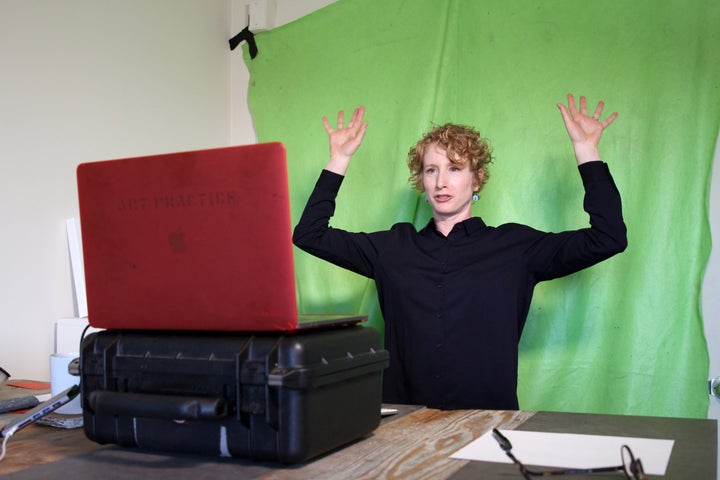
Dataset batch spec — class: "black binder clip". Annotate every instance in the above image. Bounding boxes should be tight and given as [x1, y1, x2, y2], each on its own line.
[229, 26, 258, 59]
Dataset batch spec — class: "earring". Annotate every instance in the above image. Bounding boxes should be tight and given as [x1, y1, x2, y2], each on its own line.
[424, 195, 429, 203]
[472, 193, 479, 202]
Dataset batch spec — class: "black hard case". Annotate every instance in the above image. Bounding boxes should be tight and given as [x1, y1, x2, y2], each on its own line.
[79, 325, 389, 463]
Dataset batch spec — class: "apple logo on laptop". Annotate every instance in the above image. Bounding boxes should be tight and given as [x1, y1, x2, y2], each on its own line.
[169, 228, 187, 253]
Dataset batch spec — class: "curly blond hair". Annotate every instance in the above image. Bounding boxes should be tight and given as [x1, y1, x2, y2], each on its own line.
[407, 123, 492, 193]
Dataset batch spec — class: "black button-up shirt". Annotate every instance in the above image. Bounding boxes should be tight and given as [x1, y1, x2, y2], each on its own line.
[293, 162, 627, 410]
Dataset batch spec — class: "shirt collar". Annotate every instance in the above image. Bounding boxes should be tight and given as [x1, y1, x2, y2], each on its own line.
[422, 216, 487, 237]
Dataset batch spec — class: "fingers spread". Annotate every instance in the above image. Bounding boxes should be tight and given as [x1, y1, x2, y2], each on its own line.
[592, 101, 604, 120]
[348, 106, 365, 130]
[566, 93, 578, 116]
[579, 95, 588, 116]
[602, 111, 619, 128]
[322, 116, 333, 134]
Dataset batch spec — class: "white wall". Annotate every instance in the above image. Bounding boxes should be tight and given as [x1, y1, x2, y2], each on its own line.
[0, 0, 338, 382]
[0, 0, 234, 381]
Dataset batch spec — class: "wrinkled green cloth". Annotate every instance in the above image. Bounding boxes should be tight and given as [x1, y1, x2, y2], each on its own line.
[244, 0, 719, 418]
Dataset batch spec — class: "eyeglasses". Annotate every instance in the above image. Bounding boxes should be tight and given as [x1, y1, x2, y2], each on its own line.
[491, 428, 647, 480]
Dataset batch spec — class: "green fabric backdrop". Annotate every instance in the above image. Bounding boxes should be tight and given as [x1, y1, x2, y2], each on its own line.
[243, 0, 720, 418]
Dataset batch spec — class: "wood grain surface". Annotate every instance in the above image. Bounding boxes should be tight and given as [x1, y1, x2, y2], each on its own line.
[258, 408, 535, 480]
[0, 406, 533, 478]
[0, 423, 103, 475]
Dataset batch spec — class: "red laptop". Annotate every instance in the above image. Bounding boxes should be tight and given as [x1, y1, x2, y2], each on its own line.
[76, 142, 365, 332]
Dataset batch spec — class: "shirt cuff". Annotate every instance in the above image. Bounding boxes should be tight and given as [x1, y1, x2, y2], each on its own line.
[317, 168, 345, 192]
[578, 161, 612, 188]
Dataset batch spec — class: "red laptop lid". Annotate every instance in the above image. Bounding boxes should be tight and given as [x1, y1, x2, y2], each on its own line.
[77, 142, 307, 331]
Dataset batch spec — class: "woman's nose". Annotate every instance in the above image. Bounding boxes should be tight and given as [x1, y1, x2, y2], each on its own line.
[435, 170, 447, 188]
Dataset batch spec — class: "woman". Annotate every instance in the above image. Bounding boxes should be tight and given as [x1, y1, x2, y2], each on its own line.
[293, 94, 627, 410]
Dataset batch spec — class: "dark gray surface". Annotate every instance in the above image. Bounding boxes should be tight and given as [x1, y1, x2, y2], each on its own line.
[450, 410, 717, 480]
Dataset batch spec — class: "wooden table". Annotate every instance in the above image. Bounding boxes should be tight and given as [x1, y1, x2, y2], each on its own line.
[0, 405, 715, 479]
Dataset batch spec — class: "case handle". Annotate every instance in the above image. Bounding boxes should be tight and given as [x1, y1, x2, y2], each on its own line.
[87, 391, 227, 420]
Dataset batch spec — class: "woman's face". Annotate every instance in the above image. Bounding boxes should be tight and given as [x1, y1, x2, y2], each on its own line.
[421, 143, 480, 223]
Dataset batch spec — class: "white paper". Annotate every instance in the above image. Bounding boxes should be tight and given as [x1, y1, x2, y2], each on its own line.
[451, 429, 674, 476]
[66, 217, 88, 318]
